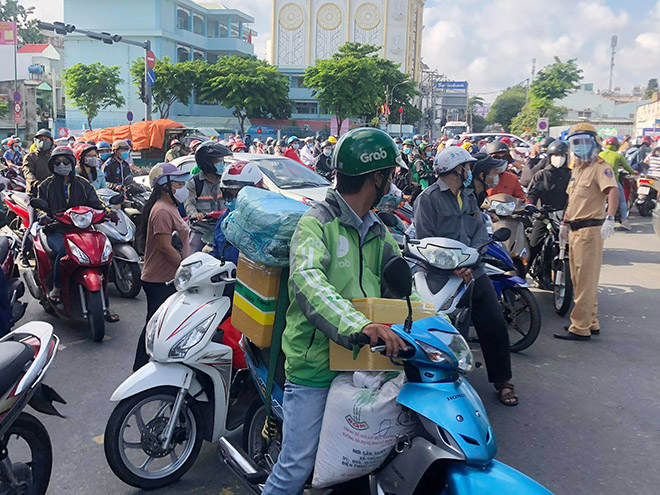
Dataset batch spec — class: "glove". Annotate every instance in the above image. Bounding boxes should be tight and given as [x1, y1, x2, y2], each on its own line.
[601, 217, 615, 240]
[107, 211, 119, 224]
[523, 204, 538, 214]
[559, 224, 569, 245]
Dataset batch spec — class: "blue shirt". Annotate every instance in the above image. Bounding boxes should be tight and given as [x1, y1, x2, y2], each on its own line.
[211, 209, 238, 264]
[3, 150, 22, 167]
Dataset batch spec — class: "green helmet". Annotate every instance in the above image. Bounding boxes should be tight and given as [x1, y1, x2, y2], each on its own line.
[332, 128, 398, 176]
[419, 141, 431, 151]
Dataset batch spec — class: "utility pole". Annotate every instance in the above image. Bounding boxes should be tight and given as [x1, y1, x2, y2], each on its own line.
[609, 35, 618, 93]
[144, 40, 152, 121]
[13, 11, 18, 135]
[526, 58, 536, 105]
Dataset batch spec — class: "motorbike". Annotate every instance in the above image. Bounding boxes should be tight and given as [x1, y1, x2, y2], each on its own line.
[95, 188, 142, 298]
[618, 170, 637, 218]
[0, 321, 66, 495]
[22, 198, 120, 342]
[122, 177, 150, 256]
[219, 257, 552, 495]
[104, 252, 257, 490]
[191, 210, 225, 252]
[481, 194, 534, 278]
[635, 174, 659, 217]
[0, 218, 27, 337]
[2, 189, 30, 243]
[0, 166, 26, 193]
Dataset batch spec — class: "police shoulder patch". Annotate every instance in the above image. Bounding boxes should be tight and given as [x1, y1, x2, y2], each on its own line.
[604, 168, 614, 178]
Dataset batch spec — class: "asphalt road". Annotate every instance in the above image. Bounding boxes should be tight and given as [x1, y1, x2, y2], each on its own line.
[27, 213, 660, 495]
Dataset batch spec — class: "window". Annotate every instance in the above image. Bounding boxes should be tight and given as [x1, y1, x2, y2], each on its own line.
[177, 10, 190, 31]
[231, 23, 239, 38]
[291, 76, 306, 88]
[293, 102, 317, 115]
[193, 51, 204, 61]
[578, 111, 592, 118]
[218, 21, 228, 38]
[177, 46, 190, 63]
[193, 15, 204, 35]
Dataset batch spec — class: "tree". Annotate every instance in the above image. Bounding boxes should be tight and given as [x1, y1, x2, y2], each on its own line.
[644, 78, 659, 99]
[0, 1, 45, 44]
[510, 103, 566, 136]
[529, 57, 582, 114]
[129, 57, 205, 119]
[0, 98, 8, 118]
[63, 63, 125, 130]
[203, 55, 290, 135]
[486, 86, 526, 131]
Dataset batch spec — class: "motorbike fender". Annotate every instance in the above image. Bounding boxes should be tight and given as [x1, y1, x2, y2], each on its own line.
[75, 269, 103, 292]
[109, 361, 206, 403]
[446, 460, 553, 495]
[397, 380, 496, 465]
[112, 243, 140, 262]
[490, 274, 527, 290]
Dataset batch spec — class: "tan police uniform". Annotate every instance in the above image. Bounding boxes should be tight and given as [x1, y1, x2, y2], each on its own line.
[563, 157, 617, 336]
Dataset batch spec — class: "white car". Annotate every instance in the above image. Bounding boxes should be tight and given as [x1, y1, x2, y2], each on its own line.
[171, 153, 330, 204]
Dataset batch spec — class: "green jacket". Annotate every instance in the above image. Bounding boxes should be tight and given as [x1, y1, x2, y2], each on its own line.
[282, 189, 401, 388]
[599, 148, 636, 182]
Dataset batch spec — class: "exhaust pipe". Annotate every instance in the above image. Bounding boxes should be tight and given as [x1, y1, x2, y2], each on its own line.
[22, 268, 42, 300]
[217, 437, 268, 485]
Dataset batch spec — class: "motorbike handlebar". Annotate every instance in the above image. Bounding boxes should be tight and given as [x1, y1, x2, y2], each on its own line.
[349, 332, 372, 346]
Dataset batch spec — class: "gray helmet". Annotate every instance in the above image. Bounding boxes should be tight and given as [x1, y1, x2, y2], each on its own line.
[35, 129, 53, 140]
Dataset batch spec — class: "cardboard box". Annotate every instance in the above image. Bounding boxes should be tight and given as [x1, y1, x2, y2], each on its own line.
[329, 298, 436, 371]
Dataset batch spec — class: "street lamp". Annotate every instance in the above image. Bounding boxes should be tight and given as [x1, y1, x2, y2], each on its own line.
[14, 6, 35, 135]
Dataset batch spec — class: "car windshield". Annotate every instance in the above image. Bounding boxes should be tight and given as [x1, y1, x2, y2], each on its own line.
[255, 158, 330, 189]
[444, 126, 467, 138]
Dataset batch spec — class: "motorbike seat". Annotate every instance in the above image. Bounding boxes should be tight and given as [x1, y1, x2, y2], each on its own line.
[0, 341, 34, 397]
[9, 192, 29, 211]
[0, 236, 9, 262]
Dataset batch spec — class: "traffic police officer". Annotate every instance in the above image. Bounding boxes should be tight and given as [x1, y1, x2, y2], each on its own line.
[554, 123, 619, 341]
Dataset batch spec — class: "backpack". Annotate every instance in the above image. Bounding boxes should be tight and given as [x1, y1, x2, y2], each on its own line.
[193, 174, 204, 198]
[625, 146, 640, 168]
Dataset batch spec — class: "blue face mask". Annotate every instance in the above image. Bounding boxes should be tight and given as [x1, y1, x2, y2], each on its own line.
[396, 144, 402, 150]
[225, 199, 236, 211]
[214, 162, 225, 174]
[99, 152, 112, 161]
[13, 146, 20, 152]
[462, 169, 473, 188]
[120, 151, 130, 161]
[415, 140, 421, 146]
[572, 143, 595, 161]
[403, 148, 412, 155]
[426, 151, 432, 157]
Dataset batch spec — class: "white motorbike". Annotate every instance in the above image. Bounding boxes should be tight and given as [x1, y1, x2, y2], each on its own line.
[103, 252, 257, 490]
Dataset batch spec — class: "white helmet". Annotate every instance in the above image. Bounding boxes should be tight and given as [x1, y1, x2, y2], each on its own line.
[220, 161, 264, 189]
[433, 147, 476, 174]
[445, 138, 459, 146]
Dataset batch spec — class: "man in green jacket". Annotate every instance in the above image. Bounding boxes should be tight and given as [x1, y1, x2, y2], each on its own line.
[599, 136, 637, 230]
[262, 128, 406, 495]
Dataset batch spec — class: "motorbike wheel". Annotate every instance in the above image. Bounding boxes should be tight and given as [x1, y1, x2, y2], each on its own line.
[242, 400, 281, 472]
[86, 290, 105, 342]
[638, 203, 653, 217]
[113, 260, 142, 299]
[501, 287, 541, 353]
[104, 386, 203, 490]
[0, 412, 53, 495]
[553, 259, 573, 316]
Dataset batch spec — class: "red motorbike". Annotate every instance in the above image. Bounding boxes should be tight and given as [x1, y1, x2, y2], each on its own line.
[23, 198, 119, 342]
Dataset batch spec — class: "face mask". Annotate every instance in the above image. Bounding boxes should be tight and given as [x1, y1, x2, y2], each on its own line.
[323, 148, 332, 157]
[292, 144, 300, 150]
[120, 151, 130, 161]
[371, 173, 390, 208]
[99, 152, 111, 161]
[214, 162, 225, 174]
[426, 151, 432, 157]
[461, 169, 473, 188]
[225, 199, 236, 211]
[487, 174, 499, 187]
[37, 140, 52, 151]
[54, 162, 72, 176]
[68, 140, 75, 147]
[403, 148, 412, 155]
[1, 145, 7, 151]
[13, 146, 20, 152]
[550, 155, 566, 168]
[172, 185, 189, 203]
[569, 137, 597, 162]
[307, 143, 313, 149]
[85, 156, 101, 168]
[415, 140, 421, 146]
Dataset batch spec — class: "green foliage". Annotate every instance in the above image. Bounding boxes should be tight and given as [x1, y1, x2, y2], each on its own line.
[203, 55, 290, 135]
[0, 98, 8, 118]
[63, 63, 125, 130]
[529, 57, 582, 113]
[644, 78, 658, 99]
[0, 0, 44, 44]
[487, 86, 526, 131]
[510, 103, 566, 137]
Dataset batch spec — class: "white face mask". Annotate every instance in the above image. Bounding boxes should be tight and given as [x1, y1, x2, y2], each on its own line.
[550, 155, 566, 168]
[487, 173, 499, 187]
[173, 185, 189, 203]
[54, 162, 73, 176]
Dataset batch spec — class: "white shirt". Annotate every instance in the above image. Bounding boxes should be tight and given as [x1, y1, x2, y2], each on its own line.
[300, 144, 315, 166]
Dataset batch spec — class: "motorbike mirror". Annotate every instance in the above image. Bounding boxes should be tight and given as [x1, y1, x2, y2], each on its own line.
[108, 194, 124, 206]
[30, 198, 49, 211]
[378, 211, 399, 228]
[0, 182, 5, 192]
[492, 227, 511, 242]
[383, 257, 412, 299]
[171, 231, 183, 252]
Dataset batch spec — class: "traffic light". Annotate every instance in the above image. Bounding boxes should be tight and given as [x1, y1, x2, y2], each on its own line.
[52, 22, 75, 35]
[398, 107, 403, 113]
[257, 128, 262, 134]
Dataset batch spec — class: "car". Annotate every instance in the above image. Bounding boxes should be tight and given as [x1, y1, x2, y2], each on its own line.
[171, 153, 330, 204]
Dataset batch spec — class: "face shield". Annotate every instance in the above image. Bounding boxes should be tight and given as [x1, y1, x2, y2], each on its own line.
[569, 135, 599, 162]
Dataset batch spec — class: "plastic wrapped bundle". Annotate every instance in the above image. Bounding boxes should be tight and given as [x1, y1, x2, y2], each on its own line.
[222, 187, 309, 266]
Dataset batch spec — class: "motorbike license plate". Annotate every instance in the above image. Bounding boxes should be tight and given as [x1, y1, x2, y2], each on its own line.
[638, 186, 651, 195]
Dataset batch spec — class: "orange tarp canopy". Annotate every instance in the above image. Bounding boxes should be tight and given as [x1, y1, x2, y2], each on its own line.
[83, 119, 184, 151]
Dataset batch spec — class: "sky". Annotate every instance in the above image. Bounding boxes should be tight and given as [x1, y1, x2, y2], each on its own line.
[26, 0, 660, 101]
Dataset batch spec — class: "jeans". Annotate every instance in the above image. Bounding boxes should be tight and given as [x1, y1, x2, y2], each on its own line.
[471, 274, 512, 384]
[132, 281, 176, 371]
[46, 232, 67, 289]
[617, 181, 628, 221]
[262, 381, 329, 495]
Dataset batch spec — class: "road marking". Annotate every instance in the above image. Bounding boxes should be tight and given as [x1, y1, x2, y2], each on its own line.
[58, 335, 111, 350]
[92, 435, 104, 444]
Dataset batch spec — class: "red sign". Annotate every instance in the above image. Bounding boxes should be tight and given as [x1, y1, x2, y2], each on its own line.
[58, 127, 69, 138]
[146, 50, 156, 69]
[13, 112, 20, 124]
[0, 22, 16, 46]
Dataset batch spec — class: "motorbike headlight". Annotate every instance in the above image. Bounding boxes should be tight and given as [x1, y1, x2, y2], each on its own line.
[416, 339, 456, 366]
[174, 260, 203, 291]
[66, 239, 91, 264]
[169, 314, 216, 359]
[70, 210, 93, 229]
[101, 237, 112, 262]
[418, 245, 469, 270]
[145, 305, 164, 356]
[446, 333, 474, 373]
[491, 201, 516, 217]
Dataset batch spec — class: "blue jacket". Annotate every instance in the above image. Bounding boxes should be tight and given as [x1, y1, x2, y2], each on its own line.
[211, 209, 238, 264]
[3, 150, 22, 167]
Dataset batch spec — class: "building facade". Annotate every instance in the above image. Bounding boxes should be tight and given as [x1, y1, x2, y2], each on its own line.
[63, 0, 256, 130]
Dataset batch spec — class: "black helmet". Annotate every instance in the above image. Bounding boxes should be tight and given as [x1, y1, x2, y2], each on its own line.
[538, 136, 556, 152]
[472, 153, 506, 182]
[48, 146, 75, 173]
[35, 128, 53, 141]
[485, 140, 510, 156]
[393, 137, 403, 144]
[195, 140, 232, 174]
[547, 140, 569, 156]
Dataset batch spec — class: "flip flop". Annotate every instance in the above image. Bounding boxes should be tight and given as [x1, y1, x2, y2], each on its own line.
[105, 311, 120, 323]
[494, 381, 519, 407]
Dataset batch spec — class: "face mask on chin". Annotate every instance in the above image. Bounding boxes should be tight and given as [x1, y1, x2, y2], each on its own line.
[550, 155, 566, 168]
[371, 172, 390, 208]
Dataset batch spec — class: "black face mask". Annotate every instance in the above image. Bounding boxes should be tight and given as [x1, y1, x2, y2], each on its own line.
[371, 172, 390, 208]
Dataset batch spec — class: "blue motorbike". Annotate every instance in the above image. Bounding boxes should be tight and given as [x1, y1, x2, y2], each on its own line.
[219, 258, 552, 495]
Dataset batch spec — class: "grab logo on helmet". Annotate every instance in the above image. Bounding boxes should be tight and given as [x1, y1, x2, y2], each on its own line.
[359, 148, 388, 163]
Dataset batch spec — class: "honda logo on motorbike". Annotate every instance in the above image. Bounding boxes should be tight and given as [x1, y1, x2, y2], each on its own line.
[360, 148, 387, 163]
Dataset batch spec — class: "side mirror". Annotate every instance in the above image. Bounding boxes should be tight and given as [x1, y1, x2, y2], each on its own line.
[109, 194, 124, 206]
[378, 211, 399, 228]
[171, 231, 183, 252]
[492, 227, 511, 242]
[383, 256, 412, 299]
[30, 198, 49, 211]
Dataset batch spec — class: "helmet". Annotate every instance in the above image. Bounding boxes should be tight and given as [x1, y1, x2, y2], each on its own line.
[275, 140, 285, 147]
[74, 143, 96, 162]
[321, 140, 333, 148]
[111, 139, 130, 151]
[419, 141, 432, 151]
[538, 136, 556, 152]
[35, 129, 53, 140]
[149, 162, 192, 188]
[125, 139, 133, 149]
[461, 141, 473, 152]
[47, 146, 75, 173]
[170, 139, 182, 147]
[304, 136, 314, 143]
[472, 153, 506, 180]
[1, 138, 9, 147]
[332, 128, 398, 176]
[96, 141, 111, 151]
[195, 140, 232, 174]
[287, 136, 300, 145]
[642, 135, 654, 146]
[220, 161, 264, 189]
[485, 140, 510, 155]
[433, 146, 476, 174]
[604, 136, 620, 149]
[413, 134, 423, 143]
[188, 139, 202, 151]
[393, 137, 403, 144]
[500, 136, 513, 147]
[567, 123, 600, 142]
[402, 138, 414, 146]
[445, 138, 459, 146]
[266, 137, 274, 144]
[547, 140, 569, 156]
[327, 136, 338, 145]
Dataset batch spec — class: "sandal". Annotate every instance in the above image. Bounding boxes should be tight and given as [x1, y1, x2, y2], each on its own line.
[48, 288, 62, 305]
[105, 311, 120, 323]
[494, 381, 519, 407]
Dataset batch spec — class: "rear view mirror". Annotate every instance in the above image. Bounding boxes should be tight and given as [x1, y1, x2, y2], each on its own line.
[378, 212, 399, 228]
[383, 257, 412, 299]
[171, 231, 183, 252]
[492, 227, 511, 242]
[109, 194, 124, 206]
